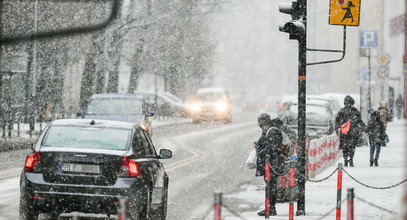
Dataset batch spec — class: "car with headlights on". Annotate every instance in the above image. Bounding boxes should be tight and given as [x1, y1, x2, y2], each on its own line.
[188, 88, 232, 123]
[77, 93, 155, 135]
[20, 119, 172, 220]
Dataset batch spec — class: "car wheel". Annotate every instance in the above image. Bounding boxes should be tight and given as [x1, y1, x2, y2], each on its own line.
[128, 190, 152, 220]
[223, 115, 232, 124]
[156, 188, 168, 220]
[19, 195, 39, 220]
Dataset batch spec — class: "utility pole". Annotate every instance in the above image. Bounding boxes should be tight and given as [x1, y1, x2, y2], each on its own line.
[296, 0, 307, 214]
[279, 0, 307, 215]
[404, 0, 407, 119]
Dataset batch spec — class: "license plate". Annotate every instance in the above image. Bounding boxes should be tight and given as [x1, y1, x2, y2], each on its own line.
[61, 163, 100, 174]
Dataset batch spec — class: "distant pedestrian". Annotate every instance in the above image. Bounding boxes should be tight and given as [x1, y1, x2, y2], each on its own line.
[367, 111, 386, 166]
[335, 95, 365, 167]
[378, 101, 391, 130]
[396, 94, 404, 120]
[253, 113, 285, 216]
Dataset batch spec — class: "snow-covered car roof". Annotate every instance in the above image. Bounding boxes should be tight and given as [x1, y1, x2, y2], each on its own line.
[281, 96, 332, 108]
[134, 90, 183, 104]
[91, 93, 144, 99]
[196, 87, 227, 94]
[49, 119, 137, 130]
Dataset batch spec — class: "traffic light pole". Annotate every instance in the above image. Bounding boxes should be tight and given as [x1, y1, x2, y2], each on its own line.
[296, 0, 307, 215]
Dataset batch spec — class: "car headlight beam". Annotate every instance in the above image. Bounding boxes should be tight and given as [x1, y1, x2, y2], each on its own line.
[216, 102, 227, 112]
[191, 103, 202, 112]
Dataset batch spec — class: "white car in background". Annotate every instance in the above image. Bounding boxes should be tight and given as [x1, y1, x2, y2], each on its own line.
[188, 88, 233, 124]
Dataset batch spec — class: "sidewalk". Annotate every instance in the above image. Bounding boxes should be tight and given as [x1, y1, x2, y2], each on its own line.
[213, 119, 406, 220]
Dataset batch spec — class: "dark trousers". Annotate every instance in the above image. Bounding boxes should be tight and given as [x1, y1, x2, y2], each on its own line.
[264, 175, 278, 210]
[340, 136, 357, 162]
[342, 147, 355, 162]
[370, 142, 381, 161]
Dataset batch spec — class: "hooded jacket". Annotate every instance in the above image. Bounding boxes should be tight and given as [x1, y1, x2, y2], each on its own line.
[335, 96, 364, 136]
[367, 111, 386, 145]
[255, 118, 285, 176]
[335, 96, 365, 148]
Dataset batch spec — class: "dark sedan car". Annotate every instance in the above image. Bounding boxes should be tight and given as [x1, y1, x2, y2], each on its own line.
[20, 119, 172, 220]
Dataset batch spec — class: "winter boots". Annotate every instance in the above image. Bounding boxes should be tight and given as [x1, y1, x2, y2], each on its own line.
[370, 159, 379, 166]
[344, 159, 354, 167]
[257, 209, 277, 216]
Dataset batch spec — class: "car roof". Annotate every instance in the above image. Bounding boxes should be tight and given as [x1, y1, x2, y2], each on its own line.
[91, 93, 144, 99]
[196, 87, 227, 94]
[49, 119, 137, 130]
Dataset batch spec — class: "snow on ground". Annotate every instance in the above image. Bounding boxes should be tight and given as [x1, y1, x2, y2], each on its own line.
[212, 119, 406, 220]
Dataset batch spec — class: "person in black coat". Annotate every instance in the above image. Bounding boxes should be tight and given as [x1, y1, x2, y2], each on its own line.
[254, 113, 284, 216]
[367, 111, 386, 166]
[335, 95, 365, 167]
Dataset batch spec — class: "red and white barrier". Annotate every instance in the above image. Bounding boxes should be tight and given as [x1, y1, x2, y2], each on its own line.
[307, 134, 342, 179]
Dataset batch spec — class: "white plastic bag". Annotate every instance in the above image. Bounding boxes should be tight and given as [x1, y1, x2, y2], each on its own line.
[245, 149, 257, 169]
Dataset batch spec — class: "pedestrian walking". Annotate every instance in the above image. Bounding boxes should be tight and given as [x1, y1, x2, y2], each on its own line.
[367, 111, 386, 167]
[335, 95, 365, 167]
[254, 113, 285, 216]
[396, 94, 404, 120]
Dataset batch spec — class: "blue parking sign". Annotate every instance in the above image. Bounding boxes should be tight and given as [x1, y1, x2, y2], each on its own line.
[360, 30, 378, 48]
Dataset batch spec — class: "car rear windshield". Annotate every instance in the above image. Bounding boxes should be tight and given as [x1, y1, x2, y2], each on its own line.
[86, 98, 143, 115]
[42, 126, 131, 151]
[197, 92, 226, 101]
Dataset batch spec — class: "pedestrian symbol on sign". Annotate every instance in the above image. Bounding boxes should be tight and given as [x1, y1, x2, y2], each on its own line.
[341, 1, 356, 22]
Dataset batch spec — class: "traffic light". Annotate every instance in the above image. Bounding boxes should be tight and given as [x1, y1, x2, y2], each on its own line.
[279, 0, 306, 41]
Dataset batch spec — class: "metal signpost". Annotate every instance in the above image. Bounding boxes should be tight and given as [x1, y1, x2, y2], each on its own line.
[360, 30, 378, 112]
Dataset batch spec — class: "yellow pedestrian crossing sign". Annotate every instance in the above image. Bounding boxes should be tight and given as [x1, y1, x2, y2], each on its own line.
[329, 0, 361, 26]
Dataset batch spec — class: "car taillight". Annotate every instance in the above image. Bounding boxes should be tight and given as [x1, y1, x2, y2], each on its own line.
[120, 156, 141, 177]
[24, 151, 41, 172]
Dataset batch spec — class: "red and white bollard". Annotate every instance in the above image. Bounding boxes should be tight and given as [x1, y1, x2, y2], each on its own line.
[118, 198, 127, 220]
[289, 164, 295, 220]
[213, 192, 223, 220]
[264, 157, 271, 219]
[336, 163, 343, 220]
[347, 188, 354, 220]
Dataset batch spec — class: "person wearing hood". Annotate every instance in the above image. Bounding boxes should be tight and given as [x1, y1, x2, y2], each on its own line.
[335, 95, 365, 167]
[253, 113, 285, 216]
[367, 111, 386, 166]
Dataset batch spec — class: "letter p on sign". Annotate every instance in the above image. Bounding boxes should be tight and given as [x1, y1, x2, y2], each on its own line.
[360, 30, 378, 48]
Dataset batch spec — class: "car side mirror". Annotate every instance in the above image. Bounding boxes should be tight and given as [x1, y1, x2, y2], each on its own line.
[159, 149, 172, 159]
[76, 110, 85, 118]
[146, 112, 156, 117]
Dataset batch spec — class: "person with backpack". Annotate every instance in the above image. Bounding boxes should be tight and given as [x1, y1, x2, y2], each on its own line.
[254, 113, 286, 216]
[367, 111, 386, 166]
[335, 95, 365, 167]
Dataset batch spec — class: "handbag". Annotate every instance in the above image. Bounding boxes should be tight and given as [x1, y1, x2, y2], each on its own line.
[245, 149, 257, 169]
[340, 120, 351, 135]
[340, 110, 355, 135]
